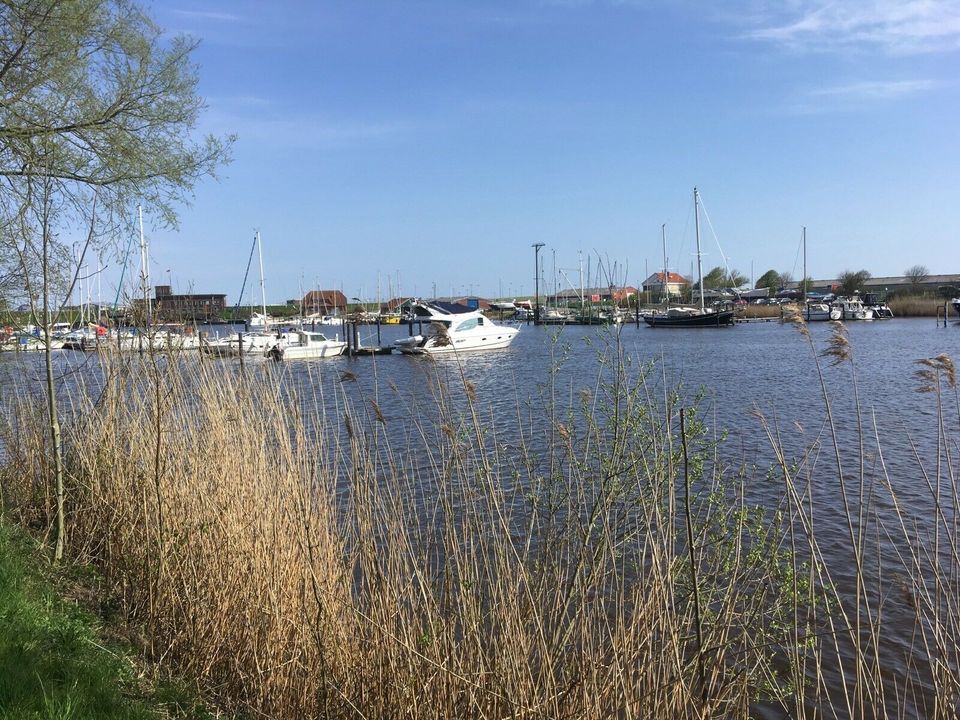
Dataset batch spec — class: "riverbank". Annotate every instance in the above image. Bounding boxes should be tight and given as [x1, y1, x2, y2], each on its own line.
[0, 519, 207, 719]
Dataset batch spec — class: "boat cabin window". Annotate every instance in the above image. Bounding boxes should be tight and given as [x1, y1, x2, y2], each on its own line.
[456, 318, 479, 332]
[308, 334, 327, 342]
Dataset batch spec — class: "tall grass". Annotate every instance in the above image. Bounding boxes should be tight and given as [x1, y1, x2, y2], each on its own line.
[888, 296, 951, 317]
[1, 330, 958, 718]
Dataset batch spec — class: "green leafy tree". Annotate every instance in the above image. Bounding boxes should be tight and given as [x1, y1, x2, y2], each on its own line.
[697, 266, 748, 290]
[755, 269, 780, 291]
[837, 269, 872, 296]
[0, 0, 233, 561]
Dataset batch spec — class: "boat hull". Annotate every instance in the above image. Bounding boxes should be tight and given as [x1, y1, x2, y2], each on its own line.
[395, 333, 518, 354]
[276, 343, 346, 360]
[644, 310, 735, 328]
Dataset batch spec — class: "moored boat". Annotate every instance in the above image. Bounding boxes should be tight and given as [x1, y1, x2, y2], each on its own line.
[644, 188, 735, 329]
[393, 301, 519, 355]
[804, 302, 842, 322]
[266, 330, 346, 360]
[832, 295, 873, 321]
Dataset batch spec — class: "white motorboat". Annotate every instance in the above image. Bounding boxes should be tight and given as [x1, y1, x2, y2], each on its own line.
[804, 302, 842, 322]
[265, 330, 346, 360]
[393, 301, 519, 355]
[202, 331, 288, 357]
[832, 295, 873, 321]
[862, 293, 894, 319]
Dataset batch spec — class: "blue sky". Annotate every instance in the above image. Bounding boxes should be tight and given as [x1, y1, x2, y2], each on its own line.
[130, 0, 958, 304]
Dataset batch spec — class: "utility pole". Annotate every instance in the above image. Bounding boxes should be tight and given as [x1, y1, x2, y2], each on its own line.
[532, 243, 545, 325]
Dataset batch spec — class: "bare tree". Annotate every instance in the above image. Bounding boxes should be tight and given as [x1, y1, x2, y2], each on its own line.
[904, 264, 930, 292]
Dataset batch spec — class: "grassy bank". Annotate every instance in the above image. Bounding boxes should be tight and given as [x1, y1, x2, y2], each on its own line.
[0, 520, 205, 719]
[2, 329, 959, 718]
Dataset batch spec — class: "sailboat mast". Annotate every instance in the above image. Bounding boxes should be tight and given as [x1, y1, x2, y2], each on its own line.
[802, 226, 807, 303]
[138, 205, 152, 326]
[694, 187, 704, 312]
[661, 223, 668, 304]
[256, 230, 267, 325]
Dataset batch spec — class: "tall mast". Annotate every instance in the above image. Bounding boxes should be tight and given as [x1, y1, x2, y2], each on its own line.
[578, 250, 584, 307]
[256, 230, 267, 325]
[802, 226, 807, 303]
[138, 205, 152, 326]
[661, 223, 668, 304]
[694, 187, 704, 312]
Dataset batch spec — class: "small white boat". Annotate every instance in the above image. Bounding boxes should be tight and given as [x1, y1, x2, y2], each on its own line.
[247, 311, 277, 330]
[0, 334, 65, 351]
[862, 293, 894, 319]
[832, 296, 873, 321]
[302, 314, 343, 326]
[804, 302, 842, 322]
[266, 330, 345, 360]
[202, 331, 288, 357]
[393, 301, 519, 355]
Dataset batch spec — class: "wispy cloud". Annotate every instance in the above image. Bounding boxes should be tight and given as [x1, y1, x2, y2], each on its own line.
[746, 1, 960, 54]
[171, 9, 243, 23]
[808, 78, 938, 99]
[786, 77, 939, 113]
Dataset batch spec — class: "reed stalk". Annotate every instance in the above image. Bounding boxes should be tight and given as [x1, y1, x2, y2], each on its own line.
[0, 333, 957, 718]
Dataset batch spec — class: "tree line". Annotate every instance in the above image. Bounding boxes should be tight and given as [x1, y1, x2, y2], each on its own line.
[690, 264, 934, 297]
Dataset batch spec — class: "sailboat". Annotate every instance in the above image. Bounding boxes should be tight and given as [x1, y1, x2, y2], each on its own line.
[644, 188, 735, 328]
[202, 230, 284, 357]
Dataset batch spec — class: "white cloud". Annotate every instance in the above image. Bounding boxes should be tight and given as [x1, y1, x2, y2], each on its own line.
[785, 77, 939, 113]
[808, 78, 938, 99]
[746, 0, 960, 54]
[170, 9, 243, 23]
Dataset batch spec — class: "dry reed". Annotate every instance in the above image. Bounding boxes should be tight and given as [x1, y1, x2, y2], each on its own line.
[0, 335, 958, 718]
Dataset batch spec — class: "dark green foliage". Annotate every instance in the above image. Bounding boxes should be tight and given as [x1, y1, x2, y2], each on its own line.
[755, 269, 781, 291]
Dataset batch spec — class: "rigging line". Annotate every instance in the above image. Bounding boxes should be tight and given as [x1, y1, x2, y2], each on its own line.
[114, 227, 137, 310]
[673, 198, 694, 281]
[696, 195, 729, 276]
[231, 234, 259, 321]
[791, 227, 804, 281]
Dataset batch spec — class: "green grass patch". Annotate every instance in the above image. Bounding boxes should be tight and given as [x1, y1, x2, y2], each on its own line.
[0, 521, 207, 720]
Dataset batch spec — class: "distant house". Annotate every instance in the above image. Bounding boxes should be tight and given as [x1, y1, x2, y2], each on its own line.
[301, 290, 348, 315]
[547, 286, 638, 306]
[435, 296, 493, 311]
[153, 285, 226, 321]
[642, 272, 689, 299]
[381, 297, 415, 314]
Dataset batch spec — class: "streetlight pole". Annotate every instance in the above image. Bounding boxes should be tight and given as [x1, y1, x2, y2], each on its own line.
[532, 243, 545, 325]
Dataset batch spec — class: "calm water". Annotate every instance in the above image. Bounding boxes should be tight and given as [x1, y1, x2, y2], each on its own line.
[3, 316, 959, 715]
